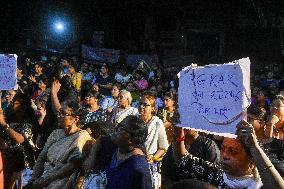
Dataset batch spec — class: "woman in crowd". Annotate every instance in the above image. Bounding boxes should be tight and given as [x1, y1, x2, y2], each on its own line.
[69, 62, 83, 95]
[111, 90, 139, 125]
[1, 90, 16, 114]
[96, 64, 113, 96]
[265, 94, 284, 140]
[158, 91, 176, 144]
[32, 77, 50, 107]
[75, 121, 114, 189]
[133, 70, 148, 91]
[139, 94, 169, 189]
[81, 91, 107, 126]
[83, 115, 152, 189]
[115, 64, 132, 87]
[0, 92, 37, 189]
[100, 84, 120, 113]
[248, 104, 284, 177]
[29, 102, 91, 189]
[173, 120, 284, 189]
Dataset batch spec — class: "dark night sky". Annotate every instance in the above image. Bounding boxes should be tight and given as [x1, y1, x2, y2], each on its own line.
[0, 0, 284, 52]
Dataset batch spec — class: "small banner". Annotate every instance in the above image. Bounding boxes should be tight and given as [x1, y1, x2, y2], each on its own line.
[0, 54, 17, 90]
[82, 45, 120, 64]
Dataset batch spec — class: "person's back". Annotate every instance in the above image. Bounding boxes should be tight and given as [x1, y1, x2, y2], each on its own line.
[162, 134, 220, 187]
[106, 154, 152, 189]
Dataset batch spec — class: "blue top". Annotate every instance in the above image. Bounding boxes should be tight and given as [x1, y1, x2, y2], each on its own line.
[100, 96, 118, 110]
[106, 153, 152, 189]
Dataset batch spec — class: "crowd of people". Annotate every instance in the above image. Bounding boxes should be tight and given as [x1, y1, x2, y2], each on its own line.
[0, 53, 283, 189]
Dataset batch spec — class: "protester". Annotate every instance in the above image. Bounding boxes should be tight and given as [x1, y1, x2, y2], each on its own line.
[172, 117, 284, 188]
[80, 91, 108, 126]
[0, 92, 36, 189]
[157, 91, 176, 143]
[111, 90, 139, 125]
[29, 102, 91, 188]
[139, 94, 169, 189]
[69, 62, 83, 94]
[81, 116, 152, 189]
[248, 104, 284, 177]
[100, 84, 120, 113]
[161, 129, 220, 188]
[114, 64, 132, 86]
[96, 64, 113, 96]
[1, 90, 16, 114]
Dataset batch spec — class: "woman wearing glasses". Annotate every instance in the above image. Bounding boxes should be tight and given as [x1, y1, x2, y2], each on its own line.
[139, 94, 169, 189]
[29, 102, 91, 189]
[80, 91, 107, 126]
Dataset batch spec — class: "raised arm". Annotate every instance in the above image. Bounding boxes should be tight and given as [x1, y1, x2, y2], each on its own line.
[237, 120, 284, 189]
[0, 111, 24, 144]
[51, 81, 62, 115]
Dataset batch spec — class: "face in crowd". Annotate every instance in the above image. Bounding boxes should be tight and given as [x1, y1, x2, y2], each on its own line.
[86, 93, 99, 106]
[221, 138, 255, 177]
[100, 65, 108, 75]
[139, 96, 155, 116]
[5, 90, 16, 103]
[164, 96, 175, 109]
[69, 65, 76, 75]
[118, 93, 129, 108]
[34, 64, 43, 74]
[111, 85, 120, 98]
[270, 98, 284, 118]
[60, 106, 79, 136]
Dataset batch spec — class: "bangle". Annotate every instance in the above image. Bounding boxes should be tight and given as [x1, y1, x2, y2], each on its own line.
[176, 136, 185, 142]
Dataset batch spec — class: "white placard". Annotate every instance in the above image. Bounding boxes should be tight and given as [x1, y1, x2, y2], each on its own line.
[177, 58, 251, 138]
[0, 54, 17, 90]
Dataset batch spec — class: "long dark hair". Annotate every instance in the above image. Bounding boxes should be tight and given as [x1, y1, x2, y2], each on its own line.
[117, 115, 148, 153]
[5, 92, 36, 124]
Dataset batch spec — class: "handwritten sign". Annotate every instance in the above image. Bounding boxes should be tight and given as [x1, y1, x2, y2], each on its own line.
[0, 54, 17, 90]
[82, 45, 120, 64]
[177, 58, 251, 137]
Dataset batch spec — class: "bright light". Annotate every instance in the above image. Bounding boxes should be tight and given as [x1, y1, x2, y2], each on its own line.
[54, 22, 65, 33]
[181, 35, 184, 38]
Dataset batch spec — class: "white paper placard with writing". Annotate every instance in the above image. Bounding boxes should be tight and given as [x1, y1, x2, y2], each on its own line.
[0, 54, 17, 90]
[177, 58, 251, 137]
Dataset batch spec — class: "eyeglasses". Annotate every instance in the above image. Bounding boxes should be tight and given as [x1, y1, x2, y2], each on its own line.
[139, 102, 151, 108]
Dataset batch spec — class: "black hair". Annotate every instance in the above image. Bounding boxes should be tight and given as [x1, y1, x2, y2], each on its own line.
[247, 105, 266, 121]
[82, 121, 114, 139]
[50, 66, 65, 81]
[117, 115, 147, 150]
[64, 101, 81, 117]
[86, 91, 101, 100]
[6, 92, 37, 125]
[164, 91, 176, 102]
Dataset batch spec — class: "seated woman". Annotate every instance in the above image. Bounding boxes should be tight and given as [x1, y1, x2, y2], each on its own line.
[0, 92, 37, 189]
[174, 120, 284, 189]
[157, 91, 176, 144]
[80, 91, 107, 126]
[29, 102, 91, 189]
[139, 94, 169, 189]
[111, 90, 139, 126]
[75, 121, 114, 189]
[82, 115, 152, 189]
[265, 94, 284, 140]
